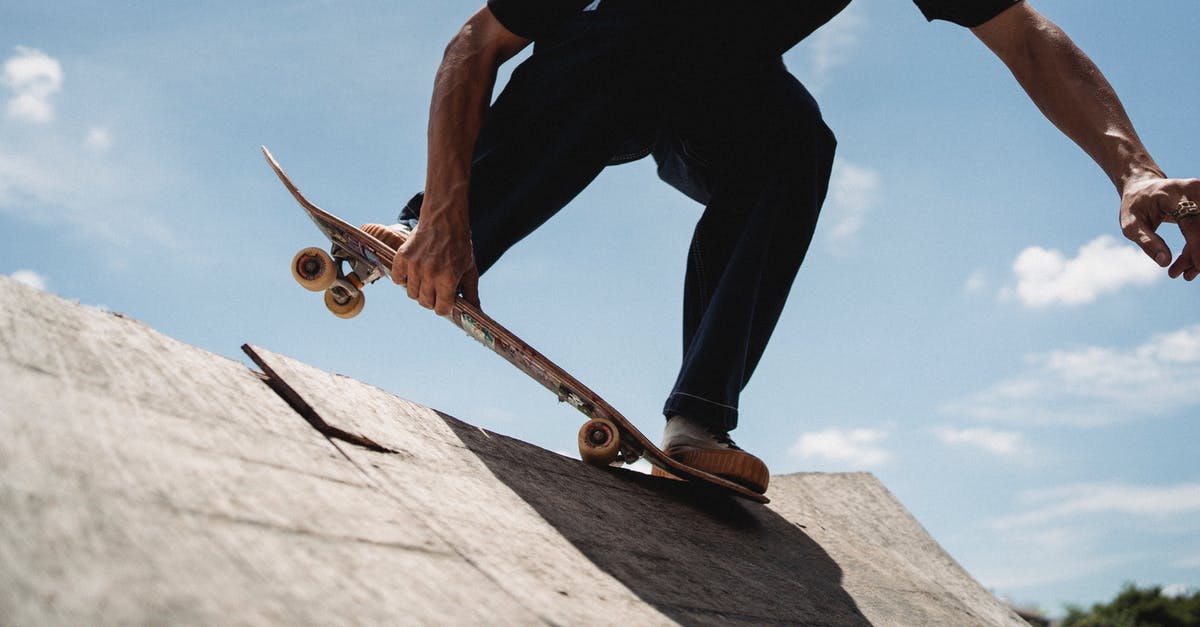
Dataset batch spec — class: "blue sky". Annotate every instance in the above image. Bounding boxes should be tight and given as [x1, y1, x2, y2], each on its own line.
[2, 0, 1197, 616]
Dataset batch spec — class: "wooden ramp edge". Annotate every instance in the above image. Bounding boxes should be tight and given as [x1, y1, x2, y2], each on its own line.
[0, 273, 1026, 626]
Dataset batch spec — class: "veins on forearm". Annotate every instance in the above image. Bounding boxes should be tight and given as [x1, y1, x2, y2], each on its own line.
[424, 25, 496, 211]
[1014, 18, 1162, 191]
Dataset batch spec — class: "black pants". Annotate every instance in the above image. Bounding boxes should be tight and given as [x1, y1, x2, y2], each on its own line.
[402, 7, 836, 430]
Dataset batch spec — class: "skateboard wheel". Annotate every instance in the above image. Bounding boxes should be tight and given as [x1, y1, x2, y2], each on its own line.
[578, 418, 621, 466]
[324, 282, 365, 319]
[292, 247, 336, 292]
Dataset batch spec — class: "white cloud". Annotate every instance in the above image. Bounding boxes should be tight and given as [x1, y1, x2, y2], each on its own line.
[0, 147, 157, 247]
[1175, 554, 1200, 569]
[0, 121, 179, 251]
[1005, 235, 1161, 308]
[825, 158, 881, 247]
[943, 325, 1200, 425]
[85, 127, 112, 152]
[0, 45, 184, 256]
[805, 5, 867, 92]
[976, 540, 1138, 591]
[994, 482, 1200, 530]
[2, 46, 63, 124]
[790, 427, 891, 468]
[964, 270, 988, 294]
[935, 427, 1025, 457]
[974, 482, 1200, 592]
[1164, 583, 1197, 598]
[0, 150, 61, 205]
[10, 269, 47, 291]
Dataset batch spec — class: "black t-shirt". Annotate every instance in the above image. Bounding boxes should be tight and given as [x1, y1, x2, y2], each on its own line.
[487, 0, 1021, 43]
[913, 0, 1021, 27]
[487, 0, 594, 40]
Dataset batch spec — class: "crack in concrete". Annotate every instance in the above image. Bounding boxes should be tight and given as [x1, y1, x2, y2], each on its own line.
[242, 345, 393, 454]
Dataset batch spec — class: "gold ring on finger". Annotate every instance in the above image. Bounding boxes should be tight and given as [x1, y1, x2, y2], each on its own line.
[1175, 199, 1200, 221]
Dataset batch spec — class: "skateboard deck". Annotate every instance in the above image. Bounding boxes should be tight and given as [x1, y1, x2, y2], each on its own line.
[264, 146, 768, 503]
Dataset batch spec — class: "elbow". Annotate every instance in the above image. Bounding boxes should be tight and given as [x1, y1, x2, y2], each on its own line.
[1010, 13, 1077, 78]
[443, 17, 515, 73]
[976, 4, 1066, 78]
[442, 8, 529, 69]
[443, 23, 485, 63]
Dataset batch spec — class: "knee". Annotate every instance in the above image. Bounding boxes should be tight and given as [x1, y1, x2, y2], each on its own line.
[748, 117, 837, 181]
[768, 75, 835, 141]
[790, 92, 838, 162]
[810, 117, 837, 166]
[814, 118, 837, 172]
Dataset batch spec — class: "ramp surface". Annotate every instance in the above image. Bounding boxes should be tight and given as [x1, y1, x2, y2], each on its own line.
[0, 274, 1025, 626]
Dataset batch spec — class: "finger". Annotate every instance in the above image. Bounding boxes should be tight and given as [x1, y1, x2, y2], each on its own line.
[1179, 216, 1200, 271]
[1185, 267, 1199, 281]
[391, 257, 409, 285]
[1169, 258, 1189, 279]
[460, 266, 481, 309]
[1123, 220, 1172, 267]
[1171, 240, 1200, 277]
[406, 273, 422, 302]
[1151, 192, 1178, 225]
[433, 280, 457, 317]
[418, 279, 438, 310]
[1169, 240, 1193, 278]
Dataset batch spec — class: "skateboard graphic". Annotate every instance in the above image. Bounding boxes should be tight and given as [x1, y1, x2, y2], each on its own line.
[264, 146, 768, 503]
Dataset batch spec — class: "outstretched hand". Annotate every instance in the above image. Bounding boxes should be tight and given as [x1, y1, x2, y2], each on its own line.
[391, 218, 481, 316]
[1119, 176, 1200, 281]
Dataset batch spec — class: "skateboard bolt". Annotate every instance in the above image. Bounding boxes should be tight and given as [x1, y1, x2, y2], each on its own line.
[300, 258, 321, 276]
[588, 425, 611, 445]
[329, 285, 352, 305]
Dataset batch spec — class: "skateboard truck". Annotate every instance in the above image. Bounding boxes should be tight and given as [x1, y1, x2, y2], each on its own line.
[291, 243, 382, 319]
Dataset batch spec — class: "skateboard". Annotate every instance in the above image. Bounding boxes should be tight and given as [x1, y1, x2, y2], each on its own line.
[264, 146, 769, 503]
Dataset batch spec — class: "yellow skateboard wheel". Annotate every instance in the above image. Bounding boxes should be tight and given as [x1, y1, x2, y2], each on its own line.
[324, 284, 365, 319]
[578, 418, 621, 466]
[292, 247, 336, 292]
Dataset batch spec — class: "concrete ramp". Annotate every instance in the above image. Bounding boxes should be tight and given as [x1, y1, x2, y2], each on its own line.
[0, 274, 1025, 626]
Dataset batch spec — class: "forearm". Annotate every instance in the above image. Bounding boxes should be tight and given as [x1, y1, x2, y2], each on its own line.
[423, 8, 529, 228]
[974, 6, 1164, 193]
[424, 31, 494, 227]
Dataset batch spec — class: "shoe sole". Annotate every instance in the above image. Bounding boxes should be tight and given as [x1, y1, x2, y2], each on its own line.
[650, 445, 769, 494]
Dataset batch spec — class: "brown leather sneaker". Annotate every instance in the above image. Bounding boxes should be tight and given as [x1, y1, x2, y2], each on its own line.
[651, 415, 770, 494]
[360, 223, 410, 250]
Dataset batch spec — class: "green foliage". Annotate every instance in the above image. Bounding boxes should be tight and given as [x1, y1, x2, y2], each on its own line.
[1062, 584, 1200, 627]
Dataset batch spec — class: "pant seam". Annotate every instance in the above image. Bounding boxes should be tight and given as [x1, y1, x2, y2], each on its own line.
[670, 391, 738, 411]
[691, 235, 709, 321]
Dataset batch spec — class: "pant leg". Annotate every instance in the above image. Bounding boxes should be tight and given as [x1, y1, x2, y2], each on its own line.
[657, 62, 837, 431]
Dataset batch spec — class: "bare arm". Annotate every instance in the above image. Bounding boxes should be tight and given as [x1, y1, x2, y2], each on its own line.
[393, 6, 531, 314]
[972, 2, 1200, 280]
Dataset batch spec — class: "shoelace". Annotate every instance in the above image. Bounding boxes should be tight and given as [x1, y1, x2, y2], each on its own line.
[709, 429, 742, 450]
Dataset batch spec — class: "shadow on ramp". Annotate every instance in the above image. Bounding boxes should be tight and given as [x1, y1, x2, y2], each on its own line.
[242, 343, 870, 625]
[439, 414, 870, 626]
